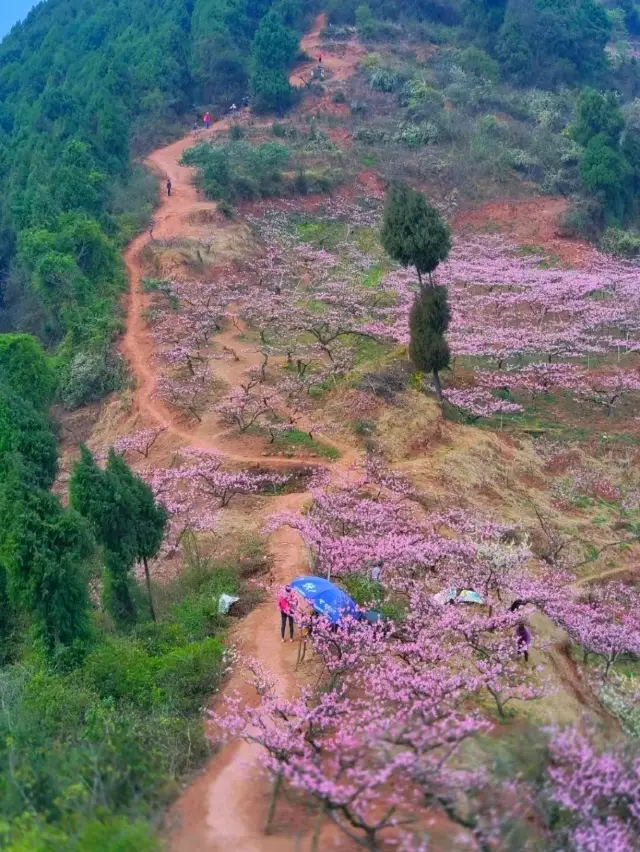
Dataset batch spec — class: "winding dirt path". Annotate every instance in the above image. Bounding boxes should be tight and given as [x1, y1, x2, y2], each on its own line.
[117, 21, 364, 851]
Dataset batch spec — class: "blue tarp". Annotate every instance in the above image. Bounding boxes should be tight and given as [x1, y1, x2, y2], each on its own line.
[291, 576, 358, 624]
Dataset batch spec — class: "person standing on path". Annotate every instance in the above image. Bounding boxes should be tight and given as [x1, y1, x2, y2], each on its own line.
[203, 111, 211, 129]
[278, 585, 295, 643]
[166, 178, 172, 197]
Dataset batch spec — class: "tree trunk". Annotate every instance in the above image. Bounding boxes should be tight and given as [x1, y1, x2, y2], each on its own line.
[311, 801, 327, 851]
[143, 556, 157, 622]
[432, 369, 443, 403]
[265, 773, 282, 834]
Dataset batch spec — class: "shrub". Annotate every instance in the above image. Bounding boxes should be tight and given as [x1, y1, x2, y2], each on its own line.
[157, 637, 224, 713]
[395, 122, 438, 148]
[60, 349, 126, 410]
[353, 127, 389, 144]
[557, 199, 605, 242]
[218, 199, 234, 219]
[333, 90, 347, 104]
[456, 47, 500, 82]
[369, 68, 402, 93]
[357, 366, 409, 402]
[82, 638, 159, 708]
[181, 140, 291, 202]
[401, 80, 445, 116]
[229, 123, 244, 140]
[600, 227, 640, 257]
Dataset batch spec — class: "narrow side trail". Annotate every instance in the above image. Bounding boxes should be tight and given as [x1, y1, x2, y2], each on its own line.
[291, 12, 364, 86]
[116, 21, 364, 852]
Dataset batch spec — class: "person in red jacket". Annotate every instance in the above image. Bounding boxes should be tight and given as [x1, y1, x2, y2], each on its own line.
[203, 111, 211, 129]
[278, 585, 296, 642]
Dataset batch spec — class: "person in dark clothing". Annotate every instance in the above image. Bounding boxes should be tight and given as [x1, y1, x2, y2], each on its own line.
[515, 622, 531, 663]
[166, 179, 172, 197]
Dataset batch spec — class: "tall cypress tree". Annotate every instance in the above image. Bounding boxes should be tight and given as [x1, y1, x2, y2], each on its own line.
[1, 455, 93, 657]
[381, 184, 453, 402]
[70, 446, 138, 626]
[408, 286, 451, 402]
[381, 183, 451, 287]
[106, 450, 168, 622]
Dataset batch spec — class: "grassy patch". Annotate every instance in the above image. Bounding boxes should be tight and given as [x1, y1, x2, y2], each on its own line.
[270, 428, 339, 460]
[296, 220, 348, 249]
[361, 262, 391, 288]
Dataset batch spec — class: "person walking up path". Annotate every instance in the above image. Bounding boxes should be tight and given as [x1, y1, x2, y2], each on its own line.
[203, 111, 211, 129]
[278, 585, 295, 643]
[166, 178, 172, 197]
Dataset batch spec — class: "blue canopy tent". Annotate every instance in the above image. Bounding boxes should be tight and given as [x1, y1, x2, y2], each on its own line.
[290, 576, 358, 625]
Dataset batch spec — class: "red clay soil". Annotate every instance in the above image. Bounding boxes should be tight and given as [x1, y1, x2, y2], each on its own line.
[454, 197, 594, 267]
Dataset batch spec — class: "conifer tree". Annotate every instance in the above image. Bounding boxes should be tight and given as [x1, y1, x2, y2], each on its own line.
[0, 455, 93, 656]
[249, 11, 298, 114]
[381, 183, 451, 287]
[106, 450, 168, 622]
[381, 184, 453, 401]
[408, 285, 451, 402]
[70, 446, 138, 626]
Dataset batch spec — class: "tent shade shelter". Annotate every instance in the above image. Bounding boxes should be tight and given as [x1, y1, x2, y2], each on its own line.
[291, 576, 358, 624]
[433, 588, 485, 606]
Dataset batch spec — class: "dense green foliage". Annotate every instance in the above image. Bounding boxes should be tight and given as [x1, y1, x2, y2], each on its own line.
[250, 10, 299, 113]
[408, 285, 451, 401]
[0, 555, 234, 851]
[381, 185, 451, 399]
[70, 447, 167, 626]
[0, 0, 310, 408]
[182, 139, 292, 200]
[381, 184, 452, 285]
[0, 364, 238, 850]
[571, 89, 640, 223]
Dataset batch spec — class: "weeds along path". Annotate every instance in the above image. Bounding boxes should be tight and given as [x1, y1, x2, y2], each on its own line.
[118, 21, 364, 852]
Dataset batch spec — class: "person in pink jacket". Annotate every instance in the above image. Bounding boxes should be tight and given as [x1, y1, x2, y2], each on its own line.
[278, 585, 295, 642]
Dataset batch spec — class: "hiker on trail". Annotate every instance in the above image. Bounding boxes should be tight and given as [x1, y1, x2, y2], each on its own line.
[515, 621, 531, 663]
[278, 585, 296, 642]
[230, 103, 237, 114]
[203, 111, 211, 129]
[318, 53, 322, 64]
[166, 178, 172, 197]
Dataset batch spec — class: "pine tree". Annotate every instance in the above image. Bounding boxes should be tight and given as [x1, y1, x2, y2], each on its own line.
[1, 455, 93, 656]
[106, 450, 168, 622]
[381, 184, 453, 402]
[249, 11, 298, 114]
[408, 285, 451, 402]
[381, 184, 451, 287]
[70, 446, 138, 626]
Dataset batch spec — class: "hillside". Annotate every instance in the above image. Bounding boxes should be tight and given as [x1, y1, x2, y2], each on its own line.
[1, 0, 640, 850]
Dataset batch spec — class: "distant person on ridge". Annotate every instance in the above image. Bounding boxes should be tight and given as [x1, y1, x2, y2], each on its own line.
[166, 178, 172, 197]
[318, 53, 322, 64]
[203, 111, 211, 129]
[278, 585, 296, 643]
